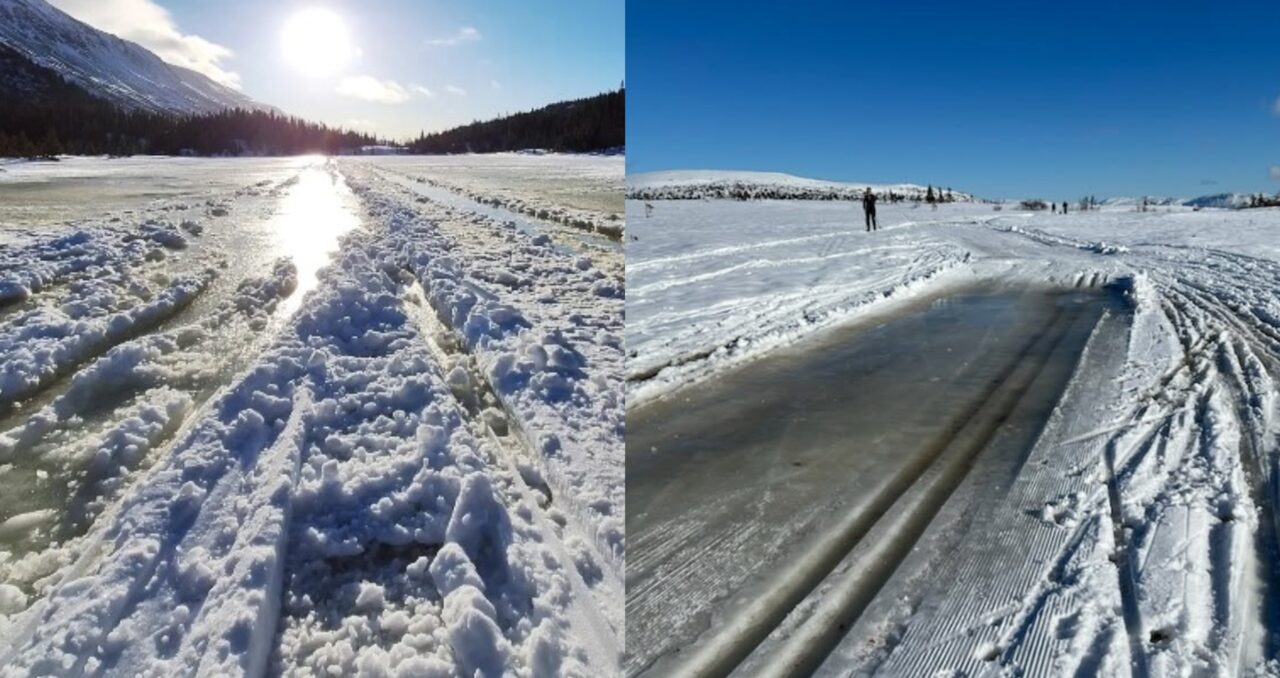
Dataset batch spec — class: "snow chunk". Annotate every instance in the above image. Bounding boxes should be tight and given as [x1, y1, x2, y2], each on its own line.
[428, 542, 485, 596]
[440, 585, 510, 677]
[0, 583, 28, 614]
[354, 582, 386, 613]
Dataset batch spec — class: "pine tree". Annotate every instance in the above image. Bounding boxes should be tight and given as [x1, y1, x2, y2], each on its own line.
[11, 131, 33, 158]
[39, 127, 62, 156]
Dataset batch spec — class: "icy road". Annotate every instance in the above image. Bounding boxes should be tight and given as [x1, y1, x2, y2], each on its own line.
[627, 194, 1280, 677]
[0, 154, 624, 676]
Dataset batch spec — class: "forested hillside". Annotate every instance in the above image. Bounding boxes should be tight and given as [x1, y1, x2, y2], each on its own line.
[408, 89, 624, 154]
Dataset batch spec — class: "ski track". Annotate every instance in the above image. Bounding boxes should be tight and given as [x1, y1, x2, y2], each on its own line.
[628, 198, 1280, 675]
[342, 163, 625, 588]
[0, 156, 623, 676]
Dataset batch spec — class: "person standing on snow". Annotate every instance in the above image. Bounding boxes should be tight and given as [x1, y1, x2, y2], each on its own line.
[1062, 201, 1068, 215]
[862, 188, 878, 232]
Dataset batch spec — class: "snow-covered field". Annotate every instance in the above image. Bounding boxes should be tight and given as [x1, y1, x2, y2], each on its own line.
[628, 187, 1280, 675]
[351, 154, 625, 239]
[0, 154, 623, 676]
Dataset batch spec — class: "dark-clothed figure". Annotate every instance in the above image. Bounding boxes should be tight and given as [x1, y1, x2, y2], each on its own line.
[862, 189, 878, 231]
[1062, 201, 1068, 214]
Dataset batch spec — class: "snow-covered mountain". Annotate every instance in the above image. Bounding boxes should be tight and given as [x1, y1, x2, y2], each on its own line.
[1183, 192, 1254, 209]
[0, 0, 272, 115]
[1096, 195, 1182, 208]
[627, 169, 975, 202]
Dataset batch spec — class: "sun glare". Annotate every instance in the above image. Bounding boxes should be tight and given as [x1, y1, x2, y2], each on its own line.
[281, 8, 355, 78]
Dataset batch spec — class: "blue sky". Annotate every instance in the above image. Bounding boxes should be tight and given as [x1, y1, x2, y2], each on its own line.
[52, 0, 623, 140]
[627, 0, 1280, 198]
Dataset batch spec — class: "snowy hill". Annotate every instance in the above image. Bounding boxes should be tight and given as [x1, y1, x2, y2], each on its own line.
[627, 169, 975, 202]
[0, 0, 271, 115]
[1098, 195, 1183, 208]
[1183, 192, 1254, 209]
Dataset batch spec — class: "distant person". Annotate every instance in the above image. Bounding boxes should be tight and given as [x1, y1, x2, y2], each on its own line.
[1051, 203, 1057, 214]
[862, 188, 878, 232]
[1062, 201, 1068, 215]
[644, 202, 654, 218]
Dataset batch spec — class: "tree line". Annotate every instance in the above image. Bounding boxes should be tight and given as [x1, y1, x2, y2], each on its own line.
[0, 109, 383, 158]
[408, 89, 624, 154]
[1246, 193, 1280, 209]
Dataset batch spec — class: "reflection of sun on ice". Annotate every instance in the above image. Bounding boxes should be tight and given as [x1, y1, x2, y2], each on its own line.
[281, 7, 356, 77]
[272, 162, 361, 316]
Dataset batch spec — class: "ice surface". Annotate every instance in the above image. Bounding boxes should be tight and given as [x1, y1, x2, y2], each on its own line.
[0, 157, 306, 231]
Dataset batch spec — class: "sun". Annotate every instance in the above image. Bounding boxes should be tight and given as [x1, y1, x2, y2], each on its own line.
[281, 8, 356, 77]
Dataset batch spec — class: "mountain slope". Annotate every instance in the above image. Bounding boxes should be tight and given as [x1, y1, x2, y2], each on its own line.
[0, 42, 72, 102]
[0, 0, 270, 115]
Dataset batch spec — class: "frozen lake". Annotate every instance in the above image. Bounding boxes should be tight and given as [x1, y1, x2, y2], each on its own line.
[0, 157, 306, 234]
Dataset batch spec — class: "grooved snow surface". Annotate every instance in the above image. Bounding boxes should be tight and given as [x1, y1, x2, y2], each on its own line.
[628, 195, 1280, 676]
[351, 154, 625, 240]
[0, 155, 623, 676]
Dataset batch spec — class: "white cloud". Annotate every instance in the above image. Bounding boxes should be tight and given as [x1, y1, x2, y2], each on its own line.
[425, 26, 480, 47]
[49, 0, 241, 88]
[410, 84, 435, 98]
[1270, 164, 1280, 181]
[336, 76, 411, 103]
[445, 84, 467, 96]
